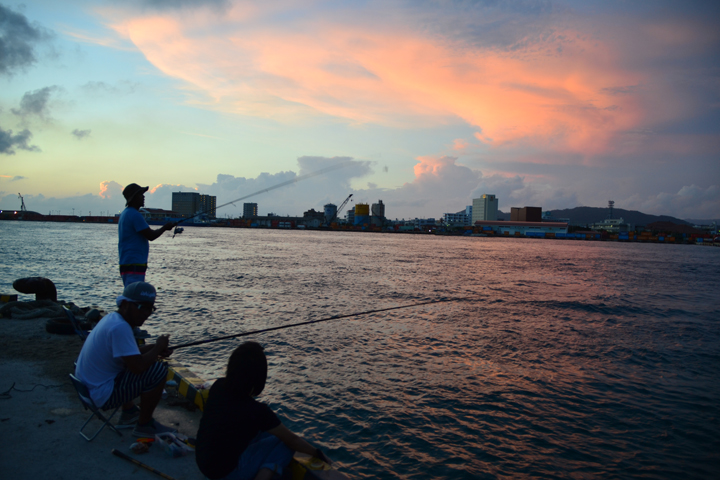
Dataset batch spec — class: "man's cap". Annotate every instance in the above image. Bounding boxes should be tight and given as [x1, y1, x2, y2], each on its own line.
[123, 183, 149, 205]
[116, 281, 156, 307]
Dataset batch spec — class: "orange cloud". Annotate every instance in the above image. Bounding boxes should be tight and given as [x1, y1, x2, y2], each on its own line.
[99, 180, 122, 199]
[413, 155, 458, 178]
[109, 7, 650, 155]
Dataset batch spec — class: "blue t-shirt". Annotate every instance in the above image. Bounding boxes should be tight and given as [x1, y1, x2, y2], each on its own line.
[118, 207, 150, 265]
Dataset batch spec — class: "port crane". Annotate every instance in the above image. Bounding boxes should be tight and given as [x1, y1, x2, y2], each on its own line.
[326, 193, 353, 226]
[18, 193, 27, 211]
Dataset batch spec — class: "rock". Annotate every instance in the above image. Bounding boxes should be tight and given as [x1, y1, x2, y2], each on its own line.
[85, 309, 102, 322]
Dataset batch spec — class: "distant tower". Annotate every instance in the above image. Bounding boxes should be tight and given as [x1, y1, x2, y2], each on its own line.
[324, 203, 337, 225]
[371, 200, 385, 218]
[243, 203, 258, 218]
[608, 200, 615, 219]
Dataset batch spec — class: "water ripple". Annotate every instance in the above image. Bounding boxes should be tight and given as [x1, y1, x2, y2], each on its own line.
[2, 224, 719, 479]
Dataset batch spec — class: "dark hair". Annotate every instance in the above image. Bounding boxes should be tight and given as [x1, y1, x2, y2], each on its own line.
[225, 342, 267, 396]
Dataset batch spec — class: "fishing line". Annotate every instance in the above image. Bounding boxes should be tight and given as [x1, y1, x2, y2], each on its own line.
[172, 161, 353, 235]
[171, 298, 452, 350]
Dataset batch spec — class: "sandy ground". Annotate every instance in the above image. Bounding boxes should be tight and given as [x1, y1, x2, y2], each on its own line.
[0, 315, 207, 480]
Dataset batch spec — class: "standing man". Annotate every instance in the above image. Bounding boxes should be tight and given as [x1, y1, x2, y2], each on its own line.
[75, 281, 176, 436]
[119, 183, 175, 286]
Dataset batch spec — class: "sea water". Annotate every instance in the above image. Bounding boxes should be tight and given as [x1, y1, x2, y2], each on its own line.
[1, 222, 718, 479]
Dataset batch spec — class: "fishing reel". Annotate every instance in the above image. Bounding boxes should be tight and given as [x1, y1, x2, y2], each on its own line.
[172, 226, 184, 238]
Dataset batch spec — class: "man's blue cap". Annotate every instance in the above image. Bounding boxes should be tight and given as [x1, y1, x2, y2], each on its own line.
[116, 281, 156, 307]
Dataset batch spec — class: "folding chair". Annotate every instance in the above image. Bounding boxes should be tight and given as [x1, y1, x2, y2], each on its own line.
[63, 307, 90, 340]
[69, 373, 128, 441]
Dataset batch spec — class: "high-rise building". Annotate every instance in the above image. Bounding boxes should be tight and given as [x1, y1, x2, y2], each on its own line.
[172, 192, 217, 219]
[172, 192, 198, 218]
[471, 195, 498, 224]
[199, 194, 216, 219]
[243, 203, 258, 218]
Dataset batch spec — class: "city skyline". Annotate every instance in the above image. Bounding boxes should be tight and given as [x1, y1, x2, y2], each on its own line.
[1, 1, 718, 220]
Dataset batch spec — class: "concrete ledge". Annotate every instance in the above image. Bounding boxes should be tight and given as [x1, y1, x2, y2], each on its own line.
[0, 316, 205, 480]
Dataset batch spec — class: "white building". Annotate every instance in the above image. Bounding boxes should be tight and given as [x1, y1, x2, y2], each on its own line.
[472, 195, 498, 223]
[443, 212, 468, 226]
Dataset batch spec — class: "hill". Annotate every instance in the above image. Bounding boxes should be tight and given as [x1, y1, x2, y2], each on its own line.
[684, 218, 719, 226]
[543, 207, 691, 227]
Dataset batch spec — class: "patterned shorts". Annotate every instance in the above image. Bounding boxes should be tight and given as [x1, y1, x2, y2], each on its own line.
[101, 361, 168, 410]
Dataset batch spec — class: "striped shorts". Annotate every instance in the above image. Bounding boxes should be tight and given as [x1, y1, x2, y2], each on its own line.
[101, 361, 168, 410]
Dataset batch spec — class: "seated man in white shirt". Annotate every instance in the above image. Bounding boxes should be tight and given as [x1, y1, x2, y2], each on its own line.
[75, 281, 176, 436]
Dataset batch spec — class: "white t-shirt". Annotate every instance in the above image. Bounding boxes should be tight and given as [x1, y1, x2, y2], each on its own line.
[75, 312, 140, 407]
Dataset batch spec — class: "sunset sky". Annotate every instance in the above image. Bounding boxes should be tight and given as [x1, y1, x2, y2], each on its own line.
[1, 0, 718, 220]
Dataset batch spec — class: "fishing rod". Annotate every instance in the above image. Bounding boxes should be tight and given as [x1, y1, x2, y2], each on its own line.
[171, 298, 451, 350]
[112, 449, 177, 480]
[172, 161, 353, 236]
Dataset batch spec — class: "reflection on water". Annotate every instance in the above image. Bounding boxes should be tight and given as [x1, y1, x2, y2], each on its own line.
[2, 222, 719, 479]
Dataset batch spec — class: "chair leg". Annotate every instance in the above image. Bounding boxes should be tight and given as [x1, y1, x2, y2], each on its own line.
[79, 407, 123, 441]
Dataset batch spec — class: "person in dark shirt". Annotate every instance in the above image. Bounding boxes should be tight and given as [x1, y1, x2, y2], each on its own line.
[196, 342, 331, 480]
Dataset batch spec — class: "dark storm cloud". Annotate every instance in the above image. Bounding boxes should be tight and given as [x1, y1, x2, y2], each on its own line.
[0, 4, 51, 76]
[72, 129, 91, 140]
[11, 86, 58, 120]
[0, 126, 39, 154]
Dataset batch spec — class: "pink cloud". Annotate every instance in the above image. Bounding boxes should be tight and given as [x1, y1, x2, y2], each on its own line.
[106, 6, 695, 157]
[452, 138, 469, 151]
